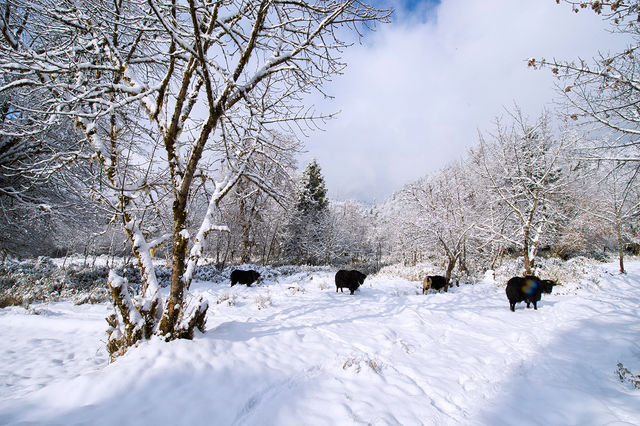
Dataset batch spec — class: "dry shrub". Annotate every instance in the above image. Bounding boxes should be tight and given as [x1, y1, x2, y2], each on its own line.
[342, 354, 384, 374]
[255, 293, 272, 310]
[73, 288, 110, 305]
[493, 256, 600, 288]
[617, 362, 640, 389]
[0, 293, 24, 308]
[216, 293, 236, 306]
[287, 284, 305, 295]
[377, 262, 439, 282]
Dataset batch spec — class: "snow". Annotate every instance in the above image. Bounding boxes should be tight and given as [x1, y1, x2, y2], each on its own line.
[77, 118, 110, 164]
[179, 229, 191, 240]
[107, 270, 125, 289]
[1, 261, 639, 425]
[125, 218, 161, 298]
[183, 175, 236, 286]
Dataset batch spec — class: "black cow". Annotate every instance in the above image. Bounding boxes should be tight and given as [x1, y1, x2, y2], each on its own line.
[335, 269, 367, 295]
[230, 269, 261, 287]
[505, 275, 556, 312]
[539, 279, 556, 294]
[423, 275, 449, 294]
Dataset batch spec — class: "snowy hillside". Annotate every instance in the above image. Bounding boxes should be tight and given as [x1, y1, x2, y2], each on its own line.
[1, 261, 639, 425]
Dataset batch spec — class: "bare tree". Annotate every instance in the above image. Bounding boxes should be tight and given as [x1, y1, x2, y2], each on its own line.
[398, 162, 476, 281]
[573, 151, 640, 272]
[0, 0, 389, 358]
[330, 200, 377, 265]
[0, 86, 105, 259]
[532, 1, 640, 150]
[528, 1, 640, 271]
[375, 193, 415, 265]
[214, 131, 298, 264]
[470, 109, 572, 276]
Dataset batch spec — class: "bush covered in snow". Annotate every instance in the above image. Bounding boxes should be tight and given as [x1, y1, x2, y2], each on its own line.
[196, 263, 338, 287]
[493, 256, 604, 288]
[0, 259, 343, 307]
[0, 255, 617, 309]
[0, 257, 157, 306]
[376, 262, 443, 282]
[372, 255, 610, 297]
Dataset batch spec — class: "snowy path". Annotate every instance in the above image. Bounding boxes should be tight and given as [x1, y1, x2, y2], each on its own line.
[0, 262, 639, 425]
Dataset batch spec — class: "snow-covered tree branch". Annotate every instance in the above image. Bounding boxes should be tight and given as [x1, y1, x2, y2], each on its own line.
[0, 0, 390, 357]
[469, 109, 574, 275]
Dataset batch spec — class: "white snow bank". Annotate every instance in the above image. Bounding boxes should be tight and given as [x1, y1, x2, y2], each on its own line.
[0, 261, 639, 425]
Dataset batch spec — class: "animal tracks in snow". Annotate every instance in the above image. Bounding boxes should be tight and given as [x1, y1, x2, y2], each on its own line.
[2, 263, 640, 425]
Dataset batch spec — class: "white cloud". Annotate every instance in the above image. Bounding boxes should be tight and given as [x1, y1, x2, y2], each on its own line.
[300, 0, 630, 203]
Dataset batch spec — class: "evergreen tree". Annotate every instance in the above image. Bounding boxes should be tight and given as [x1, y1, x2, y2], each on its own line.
[284, 159, 329, 264]
[295, 159, 328, 213]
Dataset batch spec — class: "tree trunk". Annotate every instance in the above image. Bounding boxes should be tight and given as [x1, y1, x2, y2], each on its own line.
[616, 219, 626, 274]
[160, 200, 189, 337]
[490, 244, 503, 271]
[523, 226, 532, 276]
[240, 222, 252, 263]
[240, 237, 250, 263]
[239, 192, 253, 263]
[264, 222, 280, 265]
[459, 240, 469, 275]
[445, 255, 457, 282]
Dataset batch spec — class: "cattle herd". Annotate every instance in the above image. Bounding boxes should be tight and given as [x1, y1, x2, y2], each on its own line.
[228, 268, 558, 312]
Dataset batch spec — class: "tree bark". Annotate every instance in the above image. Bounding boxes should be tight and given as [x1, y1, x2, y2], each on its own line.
[616, 218, 626, 274]
[445, 255, 457, 282]
[161, 201, 189, 337]
[523, 225, 532, 276]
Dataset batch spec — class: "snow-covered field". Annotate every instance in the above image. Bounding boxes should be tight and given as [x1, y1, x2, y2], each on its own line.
[1, 261, 639, 425]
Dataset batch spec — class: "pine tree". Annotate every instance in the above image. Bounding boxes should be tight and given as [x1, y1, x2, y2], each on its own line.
[295, 159, 328, 213]
[284, 159, 329, 264]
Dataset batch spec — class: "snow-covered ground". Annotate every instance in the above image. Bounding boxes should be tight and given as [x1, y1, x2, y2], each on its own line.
[1, 261, 639, 425]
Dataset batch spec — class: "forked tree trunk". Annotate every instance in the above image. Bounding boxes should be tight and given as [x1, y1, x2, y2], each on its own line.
[445, 255, 457, 283]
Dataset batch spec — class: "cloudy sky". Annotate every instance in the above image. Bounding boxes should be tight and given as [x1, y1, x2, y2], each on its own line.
[299, 0, 630, 203]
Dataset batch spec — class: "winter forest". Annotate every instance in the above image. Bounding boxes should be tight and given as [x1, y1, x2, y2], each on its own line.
[1, 0, 640, 424]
